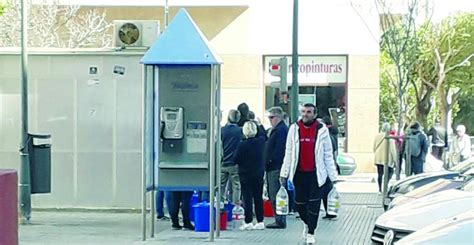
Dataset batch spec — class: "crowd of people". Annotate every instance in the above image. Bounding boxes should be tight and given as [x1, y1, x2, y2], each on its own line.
[155, 102, 341, 244]
[373, 120, 472, 193]
[219, 102, 338, 244]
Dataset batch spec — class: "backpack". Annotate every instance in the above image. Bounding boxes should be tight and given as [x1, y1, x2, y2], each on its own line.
[409, 133, 422, 157]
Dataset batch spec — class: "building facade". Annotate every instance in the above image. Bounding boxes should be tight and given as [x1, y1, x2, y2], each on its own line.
[0, 0, 380, 208]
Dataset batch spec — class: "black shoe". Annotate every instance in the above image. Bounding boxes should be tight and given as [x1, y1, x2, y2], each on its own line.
[157, 215, 171, 221]
[171, 224, 182, 230]
[183, 224, 195, 230]
[265, 222, 286, 229]
[322, 214, 338, 220]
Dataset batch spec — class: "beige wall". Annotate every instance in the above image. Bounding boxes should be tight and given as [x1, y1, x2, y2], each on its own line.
[220, 55, 263, 124]
[347, 55, 380, 172]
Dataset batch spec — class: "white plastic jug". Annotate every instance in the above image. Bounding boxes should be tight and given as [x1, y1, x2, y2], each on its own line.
[327, 186, 340, 216]
[275, 186, 289, 215]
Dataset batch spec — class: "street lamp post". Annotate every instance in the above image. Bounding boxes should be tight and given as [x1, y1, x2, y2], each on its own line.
[291, 0, 299, 123]
[19, 0, 32, 223]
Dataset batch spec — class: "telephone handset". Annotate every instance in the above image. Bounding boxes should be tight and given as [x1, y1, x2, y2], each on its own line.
[160, 107, 184, 139]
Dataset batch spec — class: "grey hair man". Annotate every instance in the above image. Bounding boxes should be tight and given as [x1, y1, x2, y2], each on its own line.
[220, 109, 242, 205]
[264, 106, 289, 229]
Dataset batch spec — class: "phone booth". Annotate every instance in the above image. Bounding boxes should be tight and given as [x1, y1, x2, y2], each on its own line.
[140, 9, 222, 241]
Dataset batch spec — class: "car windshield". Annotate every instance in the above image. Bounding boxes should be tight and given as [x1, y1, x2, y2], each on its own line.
[450, 159, 474, 173]
[406, 179, 451, 196]
[461, 179, 474, 192]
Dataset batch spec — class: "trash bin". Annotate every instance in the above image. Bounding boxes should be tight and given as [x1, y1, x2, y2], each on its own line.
[29, 134, 52, 194]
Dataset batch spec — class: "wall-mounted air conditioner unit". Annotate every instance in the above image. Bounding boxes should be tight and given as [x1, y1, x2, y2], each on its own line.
[113, 20, 160, 48]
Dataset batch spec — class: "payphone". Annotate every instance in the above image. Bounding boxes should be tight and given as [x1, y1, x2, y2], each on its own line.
[160, 107, 184, 153]
[160, 107, 184, 139]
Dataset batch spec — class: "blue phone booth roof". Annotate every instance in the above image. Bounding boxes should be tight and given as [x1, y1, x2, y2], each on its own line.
[141, 9, 222, 65]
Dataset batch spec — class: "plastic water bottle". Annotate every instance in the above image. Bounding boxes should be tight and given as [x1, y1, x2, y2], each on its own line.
[232, 205, 245, 229]
[276, 186, 289, 215]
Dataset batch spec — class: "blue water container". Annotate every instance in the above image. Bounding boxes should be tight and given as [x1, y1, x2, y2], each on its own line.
[193, 202, 211, 232]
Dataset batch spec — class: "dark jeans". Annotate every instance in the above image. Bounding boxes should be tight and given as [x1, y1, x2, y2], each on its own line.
[239, 173, 264, 224]
[266, 169, 287, 226]
[294, 171, 332, 235]
[156, 191, 172, 217]
[431, 146, 444, 160]
[170, 191, 193, 226]
[411, 156, 424, 175]
[288, 189, 295, 212]
[376, 165, 394, 192]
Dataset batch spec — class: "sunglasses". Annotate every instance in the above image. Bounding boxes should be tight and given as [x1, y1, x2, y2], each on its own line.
[268, 116, 277, 119]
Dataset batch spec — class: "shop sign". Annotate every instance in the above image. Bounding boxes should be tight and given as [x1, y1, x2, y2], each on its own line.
[264, 55, 347, 85]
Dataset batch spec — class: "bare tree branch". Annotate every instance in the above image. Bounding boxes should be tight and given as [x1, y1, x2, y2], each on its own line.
[445, 53, 474, 73]
[0, 0, 112, 48]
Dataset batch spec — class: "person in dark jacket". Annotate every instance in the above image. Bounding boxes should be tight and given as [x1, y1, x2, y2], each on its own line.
[233, 121, 266, 230]
[323, 116, 340, 174]
[264, 106, 289, 229]
[427, 120, 446, 160]
[237, 103, 250, 127]
[221, 110, 242, 205]
[403, 122, 429, 175]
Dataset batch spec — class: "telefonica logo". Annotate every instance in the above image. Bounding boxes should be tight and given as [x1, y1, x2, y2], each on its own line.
[172, 82, 199, 91]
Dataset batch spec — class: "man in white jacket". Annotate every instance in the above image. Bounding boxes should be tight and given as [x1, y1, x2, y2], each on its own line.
[279, 103, 338, 244]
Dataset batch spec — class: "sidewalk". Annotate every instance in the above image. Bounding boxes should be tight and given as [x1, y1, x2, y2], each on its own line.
[20, 192, 383, 244]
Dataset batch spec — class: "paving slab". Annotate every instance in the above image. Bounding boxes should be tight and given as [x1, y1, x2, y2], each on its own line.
[20, 193, 382, 245]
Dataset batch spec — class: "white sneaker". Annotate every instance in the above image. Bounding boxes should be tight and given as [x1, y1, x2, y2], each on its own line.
[253, 222, 265, 230]
[239, 222, 254, 231]
[306, 234, 316, 244]
[302, 224, 308, 239]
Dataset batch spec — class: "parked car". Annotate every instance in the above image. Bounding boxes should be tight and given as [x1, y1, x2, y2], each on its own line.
[384, 159, 474, 210]
[396, 210, 474, 245]
[388, 170, 474, 209]
[371, 181, 474, 244]
[337, 153, 356, 175]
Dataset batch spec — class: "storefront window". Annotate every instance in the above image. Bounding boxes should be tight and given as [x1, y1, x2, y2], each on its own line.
[265, 85, 347, 152]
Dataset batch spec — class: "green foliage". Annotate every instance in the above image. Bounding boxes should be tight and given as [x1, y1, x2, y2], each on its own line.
[0, 4, 5, 16]
[380, 12, 474, 131]
[379, 50, 398, 124]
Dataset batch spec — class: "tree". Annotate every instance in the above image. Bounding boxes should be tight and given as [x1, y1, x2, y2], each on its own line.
[376, 0, 420, 133]
[0, 3, 6, 16]
[414, 13, 474, 130]
[0, 0, 112, 48]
